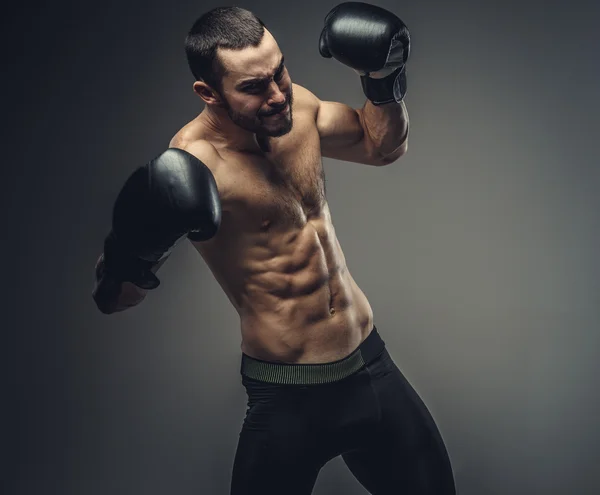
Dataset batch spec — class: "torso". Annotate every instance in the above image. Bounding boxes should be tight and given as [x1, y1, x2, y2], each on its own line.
[172, 84, 373, 364]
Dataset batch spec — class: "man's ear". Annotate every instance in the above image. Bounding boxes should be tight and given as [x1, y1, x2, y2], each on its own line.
[193, 81, 223, 106]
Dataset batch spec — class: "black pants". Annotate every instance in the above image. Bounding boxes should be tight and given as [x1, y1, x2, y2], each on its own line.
[231, 327, 456, 495]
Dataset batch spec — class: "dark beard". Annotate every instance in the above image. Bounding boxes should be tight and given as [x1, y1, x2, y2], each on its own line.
[221, 88, 294, 138]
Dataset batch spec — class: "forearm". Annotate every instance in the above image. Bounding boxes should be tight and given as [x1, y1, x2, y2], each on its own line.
[92, 254, 167, 314]
[361, 99, 409, 160]
[92, 277, 146, 314]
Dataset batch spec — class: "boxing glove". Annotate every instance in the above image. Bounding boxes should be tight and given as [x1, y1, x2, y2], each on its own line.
[102, 147, 221, 289]
[319, 2, 410, 105]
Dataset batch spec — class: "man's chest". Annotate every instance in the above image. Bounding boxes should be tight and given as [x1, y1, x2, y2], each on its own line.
[222, 122, 327, 228]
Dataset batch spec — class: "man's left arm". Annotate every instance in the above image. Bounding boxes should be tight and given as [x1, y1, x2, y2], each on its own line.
[316, 2, 411, 166]
[317, 97, 409, 166]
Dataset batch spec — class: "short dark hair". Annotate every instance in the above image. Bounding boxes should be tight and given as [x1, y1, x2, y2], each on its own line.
[185, 7, 266, 91]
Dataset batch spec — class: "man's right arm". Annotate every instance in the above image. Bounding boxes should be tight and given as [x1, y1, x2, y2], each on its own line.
[92, 145, 222, 315]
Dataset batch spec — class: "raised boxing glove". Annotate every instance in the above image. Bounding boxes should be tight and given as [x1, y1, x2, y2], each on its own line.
[319, 2, 411, 105]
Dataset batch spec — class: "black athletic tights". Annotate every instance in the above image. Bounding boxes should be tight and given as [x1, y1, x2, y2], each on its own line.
[231, 326, 456, 495]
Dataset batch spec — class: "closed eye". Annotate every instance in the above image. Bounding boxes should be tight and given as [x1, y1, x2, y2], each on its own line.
[240, 62, 286, 93]
[243, 83, 265, 94]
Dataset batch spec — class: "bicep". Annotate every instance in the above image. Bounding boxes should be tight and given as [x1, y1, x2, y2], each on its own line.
[316, 100, 382, 166]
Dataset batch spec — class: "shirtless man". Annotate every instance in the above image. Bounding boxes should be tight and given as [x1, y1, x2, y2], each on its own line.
[92, 4, 456, 494]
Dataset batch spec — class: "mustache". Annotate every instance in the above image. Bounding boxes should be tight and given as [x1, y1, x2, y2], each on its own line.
[260, 100, 290, 116]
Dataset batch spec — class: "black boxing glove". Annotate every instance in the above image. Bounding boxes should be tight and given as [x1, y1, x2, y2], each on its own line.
[319, 2, 410, 105]
[102, 148, 221, 289]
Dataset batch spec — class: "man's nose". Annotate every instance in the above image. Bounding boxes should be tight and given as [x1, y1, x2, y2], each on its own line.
[267, 81, 286, 105]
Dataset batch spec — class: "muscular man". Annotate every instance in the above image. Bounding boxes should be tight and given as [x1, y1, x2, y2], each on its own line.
[92, 3, 456, 494]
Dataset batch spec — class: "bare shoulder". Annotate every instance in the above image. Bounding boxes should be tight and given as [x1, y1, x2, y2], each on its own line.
[169, 130, 221, 170]
[168, 128, 230, 198]
[292, 83, 320, 116]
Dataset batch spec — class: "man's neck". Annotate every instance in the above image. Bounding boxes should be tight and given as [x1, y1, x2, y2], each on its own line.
[200, 105, 263, 154]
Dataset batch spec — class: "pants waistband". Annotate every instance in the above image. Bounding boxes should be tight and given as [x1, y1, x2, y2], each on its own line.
[240, 326, 385, 385]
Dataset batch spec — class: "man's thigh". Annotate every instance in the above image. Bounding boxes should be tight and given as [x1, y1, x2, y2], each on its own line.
[342, 349, 456, 495]
[230, 382, 329, 495]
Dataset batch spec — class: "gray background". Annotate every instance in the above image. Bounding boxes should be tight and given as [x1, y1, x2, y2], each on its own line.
[4, 0, 600, 493]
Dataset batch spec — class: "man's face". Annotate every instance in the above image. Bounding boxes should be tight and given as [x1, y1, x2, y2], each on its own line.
[216, 30, 294, 138]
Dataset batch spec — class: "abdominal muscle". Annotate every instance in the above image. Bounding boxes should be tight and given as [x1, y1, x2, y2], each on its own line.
[193, 205, 374, 364]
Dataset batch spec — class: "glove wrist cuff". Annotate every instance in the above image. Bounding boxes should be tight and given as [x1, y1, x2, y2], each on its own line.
[360, 67, 406, 106]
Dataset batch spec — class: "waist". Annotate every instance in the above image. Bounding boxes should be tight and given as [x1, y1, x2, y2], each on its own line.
[239, 302, 374, 363]
[240, 325, 384, 385]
